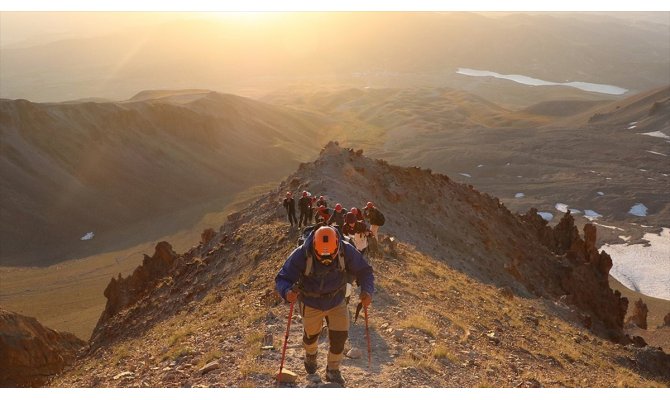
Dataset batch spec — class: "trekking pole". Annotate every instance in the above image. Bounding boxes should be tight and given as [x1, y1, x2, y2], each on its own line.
[277, 300, 295, 385]
[364, 304, 371, 370]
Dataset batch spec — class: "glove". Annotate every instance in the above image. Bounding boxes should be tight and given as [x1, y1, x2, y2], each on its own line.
[360, 291, 372, 307]
[286, 289, 299, 303]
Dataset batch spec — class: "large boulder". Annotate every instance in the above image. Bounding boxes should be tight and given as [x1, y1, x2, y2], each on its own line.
[0, 308, 85, 387]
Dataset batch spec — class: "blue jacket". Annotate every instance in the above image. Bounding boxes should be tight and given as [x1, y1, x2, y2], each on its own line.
[275, 231, 375, 311]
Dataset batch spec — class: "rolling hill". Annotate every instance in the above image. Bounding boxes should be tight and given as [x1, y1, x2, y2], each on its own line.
[0, 90, 330, 265]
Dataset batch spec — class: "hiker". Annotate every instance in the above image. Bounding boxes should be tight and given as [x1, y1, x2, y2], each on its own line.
[342, 212, 370, 256]
[275, 226, 374, 386]
[298, 191, 312, 228]
[283, 192, 298, 227]
[316, 195, 328, 209]
[363, 202, 385, 240]
[350, 207, 365, 222]
[315, 205, 331, 224]
[327, 203, 347, 233]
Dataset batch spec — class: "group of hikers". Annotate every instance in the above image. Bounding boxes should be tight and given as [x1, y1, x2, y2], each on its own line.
[282, 191, 385, 240]
[275, 191, 386, 386]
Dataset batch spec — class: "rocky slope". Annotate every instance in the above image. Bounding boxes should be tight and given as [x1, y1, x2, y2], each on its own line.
[49, 143, 669, 388]
[0, 308, 85, 387]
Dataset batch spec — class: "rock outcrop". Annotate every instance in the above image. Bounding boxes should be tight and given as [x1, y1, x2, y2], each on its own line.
[92, 242, 177, 346]
[522, 210, 628, 339]
[664, 312, 670, 327]
[0, 308, 85, 387]
[627, 299, 649, 329]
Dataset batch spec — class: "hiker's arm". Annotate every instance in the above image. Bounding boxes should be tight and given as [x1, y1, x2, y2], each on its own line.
[275, 248, 304, 301]
[345, 244, 374, 295]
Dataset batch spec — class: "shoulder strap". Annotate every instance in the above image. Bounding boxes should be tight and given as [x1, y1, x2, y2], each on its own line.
[305, 250, 314, 276]
[338, 245, 346, 272]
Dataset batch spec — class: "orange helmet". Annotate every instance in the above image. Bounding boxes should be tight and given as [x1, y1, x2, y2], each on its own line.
[313, 226, 339, 264]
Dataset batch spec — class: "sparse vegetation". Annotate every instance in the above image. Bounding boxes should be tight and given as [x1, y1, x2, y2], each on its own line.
[168, 326, 194, 347]
[431, 344, 458, 364]
[401, 314, 439, 338]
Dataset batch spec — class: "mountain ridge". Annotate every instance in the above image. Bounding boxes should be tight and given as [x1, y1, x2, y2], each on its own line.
[46, 142, 669, 388]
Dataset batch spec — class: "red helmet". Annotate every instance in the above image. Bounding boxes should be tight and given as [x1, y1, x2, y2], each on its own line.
[313, 226, 339, 264]
[335, 203, 342, 211]
[345, 212, 357, 224]
[302, 191, 308, 197]
[365, 202, 374, 209]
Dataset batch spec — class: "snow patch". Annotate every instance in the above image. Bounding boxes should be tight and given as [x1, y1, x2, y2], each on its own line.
[593, 222, 624, 231]
[81, 232, 94, 241]
[569, 209, 581, 214]
[584, 210, 602, 221]
[618, 235, 631, 242]
[538, 212, 553, 222]
[604, 227, 670, 300]
[628, 203, 648, 217]
[515, 193, 525, 198]
[459, 173, 471, 178]
[646, 150, 668, 157]
[477, 164, 484, 168]
[597, 191, 604, 196]
[627, 125, 636, 129]
[637, 131, 669, 139]
[555, 203, 569, 213]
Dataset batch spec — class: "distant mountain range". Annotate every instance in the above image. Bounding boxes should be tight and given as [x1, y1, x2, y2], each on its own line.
[2, 85, 669, 265]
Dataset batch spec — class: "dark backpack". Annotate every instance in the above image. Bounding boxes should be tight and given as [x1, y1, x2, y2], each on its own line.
[372, 209, 385, 226]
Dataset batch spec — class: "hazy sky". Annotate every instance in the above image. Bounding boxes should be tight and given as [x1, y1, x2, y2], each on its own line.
[2, 0, 668, 47]
[0, 12, 183, 47]
[2, 10, 668, 49]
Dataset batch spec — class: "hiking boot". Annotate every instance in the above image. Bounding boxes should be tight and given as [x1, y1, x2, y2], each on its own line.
[304, 353, 318, 374]
[325, 368, 345, 386]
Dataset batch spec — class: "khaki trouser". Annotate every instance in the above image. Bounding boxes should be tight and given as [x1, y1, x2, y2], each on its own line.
[300, 300, 349, 370]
